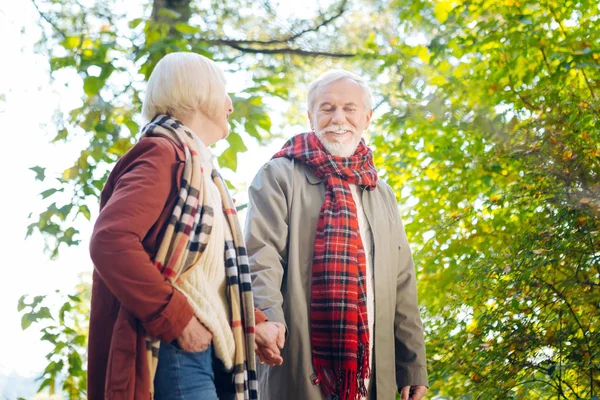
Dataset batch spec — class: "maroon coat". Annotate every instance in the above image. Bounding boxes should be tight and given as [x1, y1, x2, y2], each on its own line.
[88, 135, 195, 400]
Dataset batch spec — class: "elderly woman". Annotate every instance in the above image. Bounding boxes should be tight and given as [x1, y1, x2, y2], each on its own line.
[88, 52, 260, 400]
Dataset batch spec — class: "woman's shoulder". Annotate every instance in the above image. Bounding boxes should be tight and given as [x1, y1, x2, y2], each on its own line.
[133, 134, 186, 162]
[107, 135, 186, 183]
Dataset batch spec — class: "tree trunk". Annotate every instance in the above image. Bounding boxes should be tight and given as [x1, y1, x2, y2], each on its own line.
[152, 0, 192, 23]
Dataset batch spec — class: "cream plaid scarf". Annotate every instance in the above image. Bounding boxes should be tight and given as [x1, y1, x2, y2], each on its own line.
[141, 115, 257, 399]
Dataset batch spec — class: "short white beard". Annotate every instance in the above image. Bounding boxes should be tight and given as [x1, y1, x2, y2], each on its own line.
[315, 124, 362, 157]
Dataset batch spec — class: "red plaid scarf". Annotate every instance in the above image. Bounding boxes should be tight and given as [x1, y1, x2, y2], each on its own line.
[273, 132, 378, 400]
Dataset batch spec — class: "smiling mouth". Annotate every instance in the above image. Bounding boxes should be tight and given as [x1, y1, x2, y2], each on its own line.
[328, 130, 352, 135]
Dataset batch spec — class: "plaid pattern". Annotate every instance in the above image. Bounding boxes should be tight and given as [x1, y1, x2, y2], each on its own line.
[141, 115, 257, 400]
[273, 132, 378, 400]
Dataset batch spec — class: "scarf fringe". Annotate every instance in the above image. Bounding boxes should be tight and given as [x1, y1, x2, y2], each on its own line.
[312, 342, 371, 400]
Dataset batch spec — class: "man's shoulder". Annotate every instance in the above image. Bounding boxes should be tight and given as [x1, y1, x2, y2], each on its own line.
[375, 178, 396, 201]
[250, 157, 298, 192]
[255, 157, 295, 179]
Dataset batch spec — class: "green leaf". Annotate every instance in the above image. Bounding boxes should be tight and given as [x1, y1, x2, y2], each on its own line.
[38, 377, 54, 391]
[30, 166, 46, 181]
[17, 295, 27, 312]
[40, 332, 60, 344]
[244, 122, 260, 140]
[157, 8, 182, 19]
[50, 56, 76, 72]
[40, 188, 64, 199]
[59, 302, 72, 324]
[21, 314, 33, 330]
[68, 351, 83, 372]
[78, 205, 91, 220]
[174, 22, 201, 35]
[37, 307, 53, 320]
[83, 76, 103, 96]
[73, 334, 86, 346]
[68, 294, 82, 303]
[257, 115, 272, 132]
[107, 137, 133, 156]
[128, 18, 143, 29]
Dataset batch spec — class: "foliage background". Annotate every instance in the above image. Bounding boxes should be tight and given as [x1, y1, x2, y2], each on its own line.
[8, 0, 600, 398]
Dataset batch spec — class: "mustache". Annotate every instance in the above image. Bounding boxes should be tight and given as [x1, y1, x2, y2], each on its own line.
[317, 124, 356, 134]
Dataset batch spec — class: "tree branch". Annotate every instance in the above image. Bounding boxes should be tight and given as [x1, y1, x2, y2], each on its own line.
[537, 278, 594, 356]
[31, 0, 67, 39]
[232, 0, 349, 45]
[204, 39, 356, 58]
[507, 75, 540, 112]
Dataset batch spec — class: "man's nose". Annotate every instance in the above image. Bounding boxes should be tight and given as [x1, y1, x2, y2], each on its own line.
[331, 109, 345, 124]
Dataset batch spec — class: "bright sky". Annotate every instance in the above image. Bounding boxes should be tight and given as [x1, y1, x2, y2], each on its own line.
[0, 0, 320, 395]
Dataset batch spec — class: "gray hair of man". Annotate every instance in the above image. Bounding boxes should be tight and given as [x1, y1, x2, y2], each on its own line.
[306, 69, 374, 114]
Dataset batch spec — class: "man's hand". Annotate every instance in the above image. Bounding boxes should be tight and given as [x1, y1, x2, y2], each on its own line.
[177, 317, 213, 352]
[255, 321, 286, 366]
[401, 385, 427, 400]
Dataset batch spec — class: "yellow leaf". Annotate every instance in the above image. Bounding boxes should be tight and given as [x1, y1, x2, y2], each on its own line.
[434, 0, 453, 23]
[430, 75, 447, 86]
[425, 168, 439, 180]
[562, 149, 573, 160]
[490, 194, 501, 202]
[62, 36, 81, 50]
[533, 249, 548, 254]
[417, 46, 430, 64]
[582, 131, 590, 140]
[580, 197, 592, 205]
[427, 114, 435, 122]
[438, 60, 452, 73]
[62, 166, 78, 181]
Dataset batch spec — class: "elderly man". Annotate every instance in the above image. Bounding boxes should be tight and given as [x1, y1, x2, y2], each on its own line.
[246, 69, 428, 400]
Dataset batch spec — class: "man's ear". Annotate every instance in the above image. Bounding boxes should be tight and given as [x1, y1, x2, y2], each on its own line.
[307, 111, 314, 131]
[365, 109, 373, 129]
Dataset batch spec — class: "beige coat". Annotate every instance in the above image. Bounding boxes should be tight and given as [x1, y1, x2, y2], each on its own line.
[245, 157, 428, 400]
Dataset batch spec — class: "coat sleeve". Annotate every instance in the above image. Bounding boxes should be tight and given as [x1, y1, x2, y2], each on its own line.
[244, 159, 291, 331]
[89, 137, 194, 343]
[389, 187, 429, 389]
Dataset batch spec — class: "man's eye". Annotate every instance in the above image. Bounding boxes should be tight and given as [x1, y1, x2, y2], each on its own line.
[345, 108, 356, 112]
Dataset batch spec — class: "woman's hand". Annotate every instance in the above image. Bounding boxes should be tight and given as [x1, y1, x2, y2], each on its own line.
[177, 317, 213, 352]
[255, 321, 286, 366]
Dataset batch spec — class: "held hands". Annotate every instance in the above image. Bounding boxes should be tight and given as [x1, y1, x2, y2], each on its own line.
[177, 317, 213, 352]
[401, 385, 428, 400]
[255, 321, 286, 366]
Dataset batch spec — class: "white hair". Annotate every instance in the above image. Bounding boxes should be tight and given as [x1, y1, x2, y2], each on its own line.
[142, 52, 227, 122]
[306, 69, 373, 113]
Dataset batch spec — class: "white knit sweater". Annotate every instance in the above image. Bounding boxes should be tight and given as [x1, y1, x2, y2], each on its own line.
[174, 136, 235, 369]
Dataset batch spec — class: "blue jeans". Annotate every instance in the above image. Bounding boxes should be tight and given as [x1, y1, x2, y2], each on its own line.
[154, 341, 223, 400]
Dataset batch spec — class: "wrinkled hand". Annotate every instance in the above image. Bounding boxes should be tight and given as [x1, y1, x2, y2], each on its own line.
[255, 321, 285, 366]
[401, 385, 427, 400]
[177, 317, 213, 352]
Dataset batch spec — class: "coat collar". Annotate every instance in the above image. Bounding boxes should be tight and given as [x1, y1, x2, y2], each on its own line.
[301, 164, 324, 185]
